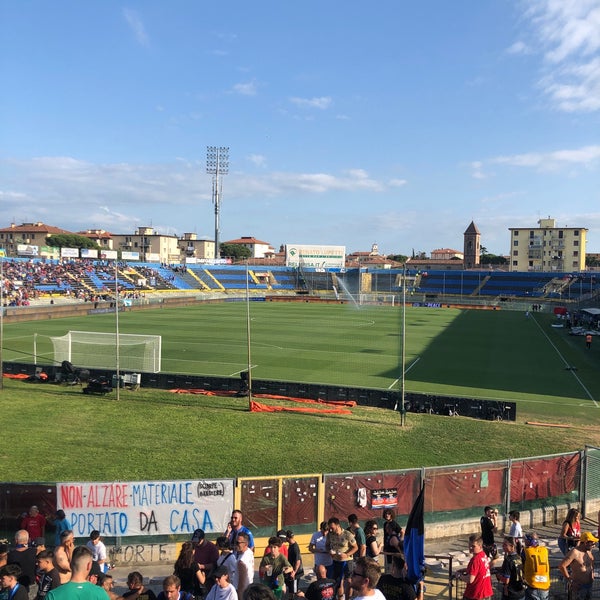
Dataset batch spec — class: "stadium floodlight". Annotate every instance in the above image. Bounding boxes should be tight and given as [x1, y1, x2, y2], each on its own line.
[206, 146, 229, 260]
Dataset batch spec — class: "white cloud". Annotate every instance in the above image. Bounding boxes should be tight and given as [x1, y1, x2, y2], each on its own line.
[232, 80, 258, 96]
[123, 8, 149, 47]
[248, 154, 267, 168]
[388, 178, 408, 187]
[289, 96, 332, 110]
[517, 1, 600, 112]
[506, 40, 531, 55]
[0, 157, 392, 233]
[490, 144, 600, 170]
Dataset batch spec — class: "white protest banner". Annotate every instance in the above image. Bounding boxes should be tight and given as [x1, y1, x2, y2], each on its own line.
[57, 479, 234, 537]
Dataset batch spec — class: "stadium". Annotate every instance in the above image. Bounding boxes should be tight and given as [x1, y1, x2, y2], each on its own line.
[3, 246, 600, 595]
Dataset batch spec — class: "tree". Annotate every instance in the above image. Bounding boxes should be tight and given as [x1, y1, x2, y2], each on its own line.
[387, 254, 408, 263]
[480, 251, 508, 266]
[219, 243, 252, 260]
[45, 234, 100, 249]
[587, 256, 600, 267]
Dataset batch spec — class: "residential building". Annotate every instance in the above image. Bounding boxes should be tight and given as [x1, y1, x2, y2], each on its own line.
[0, 222, 75, 257]
[178, 232, 215, 262]
[78, 229, 115, 251]
[431, 248, 464, 261]
[111, 226, 180, 263]
[509, 218, 587, 272]
[221, 236, 275, 258]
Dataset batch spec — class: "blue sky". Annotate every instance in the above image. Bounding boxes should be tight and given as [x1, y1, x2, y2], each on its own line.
[1, 1, 600, 256]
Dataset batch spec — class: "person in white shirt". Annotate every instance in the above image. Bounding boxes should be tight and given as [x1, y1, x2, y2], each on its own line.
[86, 530, 108, 573]
[309, 522, 333, 573]
[350, 557, 386, 600]
[206, 566, 238, 600]
[235, 533, 254, 598]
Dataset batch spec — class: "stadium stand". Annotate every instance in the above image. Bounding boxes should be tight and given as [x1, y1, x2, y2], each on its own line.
[2, 258, 600, 305]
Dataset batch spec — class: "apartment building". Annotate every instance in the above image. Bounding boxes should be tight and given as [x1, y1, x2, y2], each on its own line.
[509, 218, 587, 272]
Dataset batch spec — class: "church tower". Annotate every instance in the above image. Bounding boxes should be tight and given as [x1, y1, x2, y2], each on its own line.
[463, 221, 480, 269]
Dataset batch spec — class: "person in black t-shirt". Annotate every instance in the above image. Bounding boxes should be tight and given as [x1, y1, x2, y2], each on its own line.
[35, 550, 60, 600]
[296, 565, 336, 600]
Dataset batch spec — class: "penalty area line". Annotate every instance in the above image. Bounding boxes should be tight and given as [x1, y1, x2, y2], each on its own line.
[388, 357, 421, 389]
[229, 366, 256, 377]
[531, 316, 598, 407]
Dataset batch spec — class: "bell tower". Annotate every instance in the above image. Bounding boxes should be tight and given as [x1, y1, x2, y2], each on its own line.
[463, 221, 480, 269]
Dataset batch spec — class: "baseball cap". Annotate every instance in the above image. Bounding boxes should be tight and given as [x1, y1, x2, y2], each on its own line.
[277, 529, 287, 540]
[524, 534, 539, 547]
[191, 529, 205, 542]
[581, 532, 599, 543]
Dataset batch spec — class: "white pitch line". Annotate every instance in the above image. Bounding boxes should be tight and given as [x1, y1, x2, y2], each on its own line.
[388, 357, 421, 389]
[532, 316, 598, 407]
[229, 366, 256, 377]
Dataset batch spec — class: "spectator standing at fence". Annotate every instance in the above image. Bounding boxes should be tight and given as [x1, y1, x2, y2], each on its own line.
[347, 516, 366, 559]
[364, 521, 382, 562]
[216, 537, 238, 590]
[46, 546, 107, 600]
[7, 530, 37, 592]
[480, 507, 498, 559]
[86, 531, 107, 573]
[558, 508, 581, 556]
[226, 511, 255, 551]
[349, 557, 385, 600]
[326, 517, 358, 600]
[382, 510, 403, 573]
[496, 537, 524, 600]
[20, 507, 46, 543]
[174, 541, 205, 600]
[35, 550, 60, 600]
[559, 531, 597, 600]
[508, 512, 523, 555]
[258, 537, 292, 600]
[235, 533, 254, 599]
[192, 530, 220, 580]
[50, 509, 72, 547]
[377, 555, 422, 600]
[457, 534, 493, 600]
[284, 531, 303, 599]
[53, 530, 74, 584]
[308, 523, 333, 575]
[522, 533, 549, 600]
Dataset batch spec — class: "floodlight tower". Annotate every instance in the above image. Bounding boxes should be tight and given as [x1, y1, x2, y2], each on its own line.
[206, 146, 229, 259]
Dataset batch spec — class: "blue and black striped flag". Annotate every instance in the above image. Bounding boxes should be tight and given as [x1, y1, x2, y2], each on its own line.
[403, 483, 425, 584]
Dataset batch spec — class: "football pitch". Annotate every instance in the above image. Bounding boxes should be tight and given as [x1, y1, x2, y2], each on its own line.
[4, 302, 600, 423]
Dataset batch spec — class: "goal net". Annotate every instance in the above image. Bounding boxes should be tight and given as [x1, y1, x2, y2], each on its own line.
[50, 331, 162, 373]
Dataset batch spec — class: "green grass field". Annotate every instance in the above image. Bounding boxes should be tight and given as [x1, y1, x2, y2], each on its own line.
[4, 302, 600, 421]
[3, 301, 600, 480]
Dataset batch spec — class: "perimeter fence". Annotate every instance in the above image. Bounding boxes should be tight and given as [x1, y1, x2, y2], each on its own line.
[3, 448, 599, 550]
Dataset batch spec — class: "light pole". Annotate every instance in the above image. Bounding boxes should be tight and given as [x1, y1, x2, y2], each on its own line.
[400, 264, 407, 426]
[115, 259, 120, 401]
[206, 146, 229, 260]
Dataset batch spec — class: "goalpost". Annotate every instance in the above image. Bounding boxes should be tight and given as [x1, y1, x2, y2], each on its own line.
[49, 331, 162, 373]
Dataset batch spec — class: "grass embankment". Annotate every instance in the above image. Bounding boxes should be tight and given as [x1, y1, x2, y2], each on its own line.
[1, 377, 593, 482]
